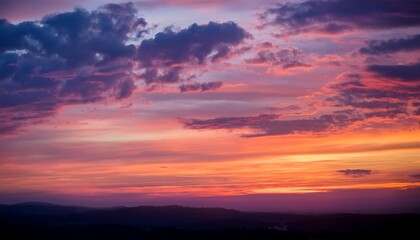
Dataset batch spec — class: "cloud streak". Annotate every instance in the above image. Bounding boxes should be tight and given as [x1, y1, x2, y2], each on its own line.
[326, 64, 420, 121]
[245, 48, 310, 69]
[337, 169, 372, 178]
[183, 61, 420, 137]
[359, 34, 420, 55]
[260, 0, 420, 35]
[367, 63, 420, 82]
[183, 111, 363, 137]
[179, 81, 223, 92]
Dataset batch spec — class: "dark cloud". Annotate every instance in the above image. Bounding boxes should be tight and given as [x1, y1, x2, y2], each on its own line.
[345, 73, 362, 80]
[413, 102, 420, 115]
[179, 81, 223, 92]
[0, 3, 145, 134]
[138, 21, 248, 66]
[140, 67, 183, 85]
[183, 63, 420, 137]
[267, 105, 302, 112]
[1, 3, 142, 66]
[327, 66, 420, 119]
[329, 93, 407, 110]
[257, 42, 274, 49]
[335, 81, 364, 88]
[411, 174, 420, 179]
[329, 84, 420, 102]
[260, 0, 420, 35]
[360, 34, 420, 55]
[0, 3, 248, 135]
[137, 21, 248, 87]
[183, 61, 420, 138]
[183, 110, 363, 137]
[364, 109, 407, 118]
[245, 48, 310, 69]
[337, 169, 372, 177]
[184, 114, 279, 130]
[367, 63, 420, 81]
[350, 101, 405, 110]
[326, 92, 408, 119]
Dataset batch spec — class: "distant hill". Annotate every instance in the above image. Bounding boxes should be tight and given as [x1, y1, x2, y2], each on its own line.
[0, 203, 419, 239]
[14, 201, 63, 206]
[0, 202, 93, 216]
[0, 203, 277, 229]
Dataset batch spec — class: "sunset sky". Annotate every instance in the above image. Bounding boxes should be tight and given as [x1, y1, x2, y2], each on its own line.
[0, 0, 419, 212]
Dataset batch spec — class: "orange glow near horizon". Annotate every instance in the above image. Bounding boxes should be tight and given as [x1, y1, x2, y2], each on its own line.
[1, 125, 419, 199]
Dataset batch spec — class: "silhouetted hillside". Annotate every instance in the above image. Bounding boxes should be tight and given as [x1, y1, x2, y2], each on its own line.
[0, 203, 419, 240]
[0, 202, 93, 217]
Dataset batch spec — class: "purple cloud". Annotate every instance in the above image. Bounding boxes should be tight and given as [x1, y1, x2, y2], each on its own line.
[260, 0, 420, 35]
[413, 102, 420, 115]
[337, 169, 372, 177]
[137, 21, 249, 87]
[0, 3, 249, 135]
[179, 81, 223, 92]
[246, 48, 310, 69]
[137, 21, 249, 66]
[183, 111, 363, 137]
[367, 63, 420, 82]
[327, 68, 420, 119]
[140, 66, 184, 85]
[182, 62, 420, 137]
[364, 109, 407, 118]
[360, 34, 420, 55]
[0, 3, 144, 134]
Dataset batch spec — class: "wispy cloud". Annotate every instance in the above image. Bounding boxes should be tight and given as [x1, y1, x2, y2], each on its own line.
[359, 34, 420, 55]
[337, 169, 372, 178]
[260, 0, 420, 36]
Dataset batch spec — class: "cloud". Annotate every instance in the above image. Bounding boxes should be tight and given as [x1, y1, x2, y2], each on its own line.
[0, 4, 248, 135]
[183, 114, 279, 130]
[331, 97, 406, 110]
[183, 63, 420, 137]
[337, 169, 372, 177]
[260, 0, 420, 35]
[329, 84, 419, 103]
[0, 3, 142, 66]
[359, 34, 420, 55]
[183, 110, 363, 137]
[0, 3, 145, 134]
[245, 48, 310, 69]
[137, 21, 248, 87]
[367, 63, 420, 81]
[364, 109, 407, 118]
[413, 102, 420, 115]
[179, 81, 223, 92]
[326, 67, 420, 119]
[257, 42, 274, 49]
[140, 66, 184, 85]
[411, 174, 420, 179]
[138, 21, 248, 67]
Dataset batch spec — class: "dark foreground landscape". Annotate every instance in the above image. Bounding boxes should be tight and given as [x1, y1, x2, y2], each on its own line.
[1, 202, 419, 240]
